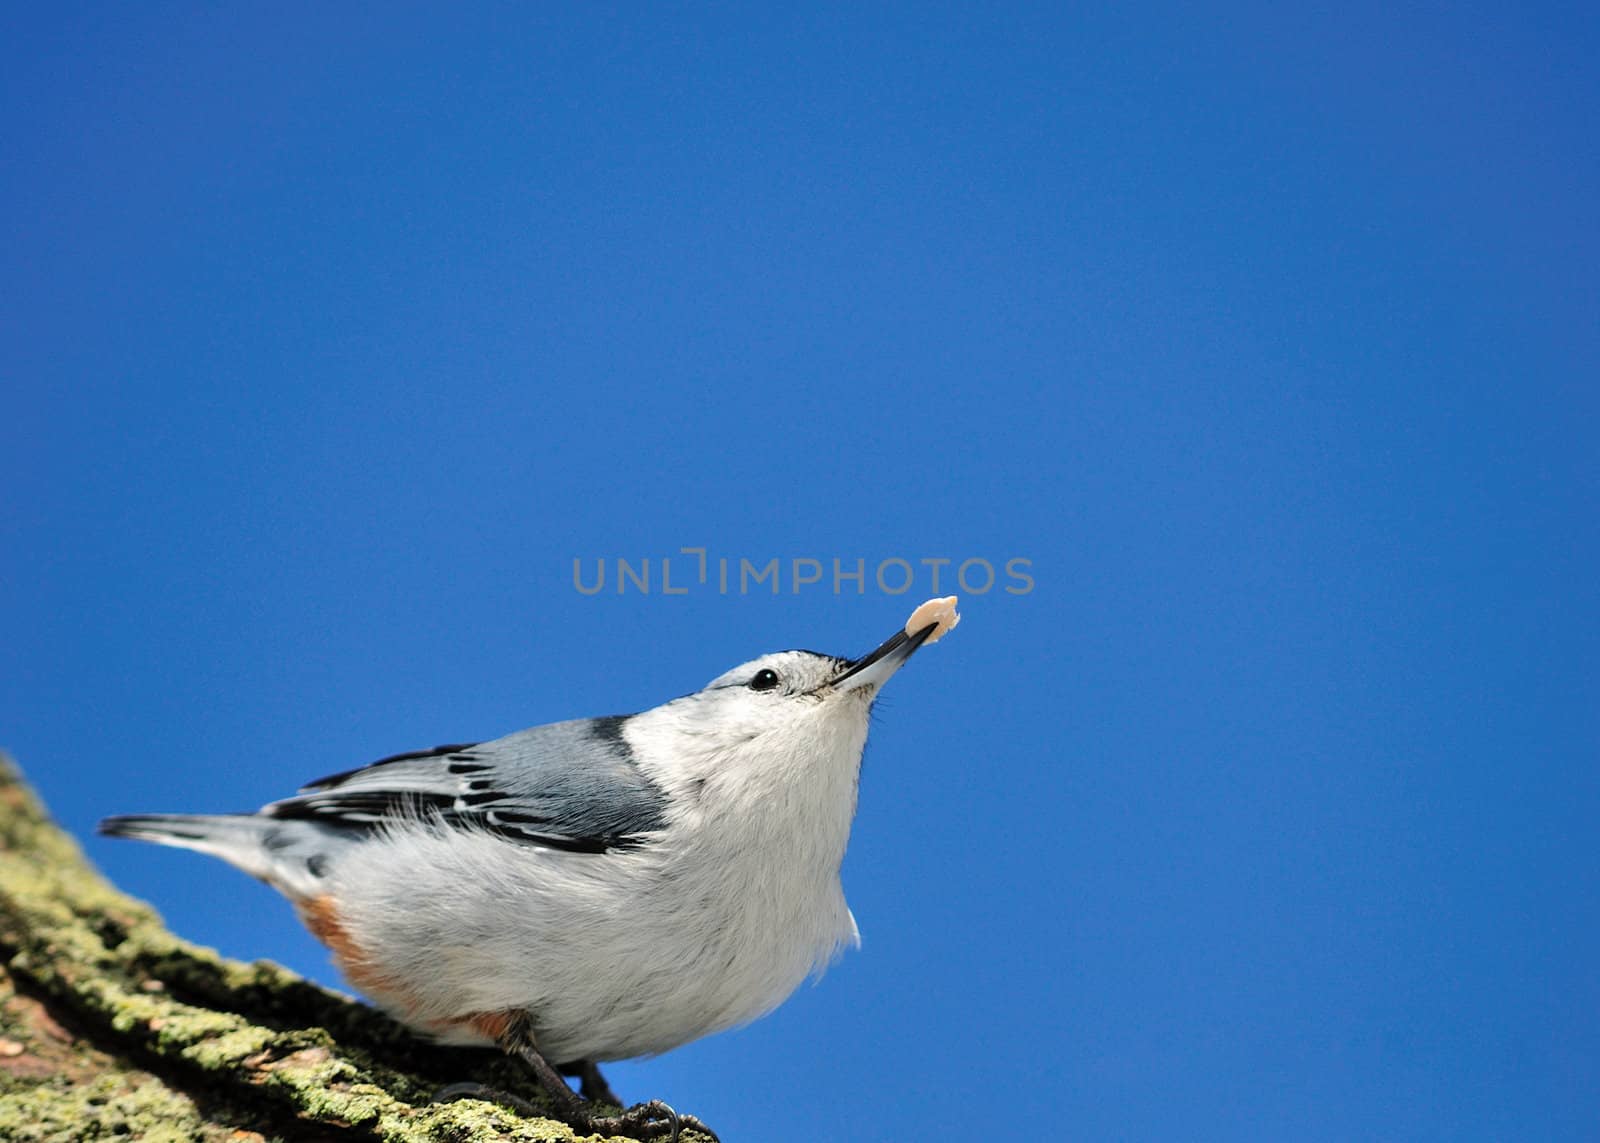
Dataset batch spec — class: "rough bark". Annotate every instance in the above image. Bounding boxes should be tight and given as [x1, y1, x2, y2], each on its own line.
[0, 754, 671, 1143]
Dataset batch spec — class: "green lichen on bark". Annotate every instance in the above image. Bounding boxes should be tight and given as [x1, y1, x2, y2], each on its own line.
[0, 753, 659, 1143]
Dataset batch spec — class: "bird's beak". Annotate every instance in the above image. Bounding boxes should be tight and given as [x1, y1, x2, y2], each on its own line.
[829, 621, 940, 694]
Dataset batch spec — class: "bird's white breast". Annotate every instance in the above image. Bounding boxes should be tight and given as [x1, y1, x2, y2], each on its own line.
[326, 702, 868, 1063]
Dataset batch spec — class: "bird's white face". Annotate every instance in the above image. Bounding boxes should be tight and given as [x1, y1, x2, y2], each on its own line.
[618, 649, 875, 856]
[675, 649, 875, 753]
[632, 618, 943, 807]
[705, 649, 860, 699]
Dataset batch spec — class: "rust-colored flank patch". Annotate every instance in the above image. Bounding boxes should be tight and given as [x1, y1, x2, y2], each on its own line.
[293, 895, 398, 999]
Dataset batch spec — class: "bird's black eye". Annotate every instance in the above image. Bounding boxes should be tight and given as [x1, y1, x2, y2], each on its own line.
[749, 668, 780, 692]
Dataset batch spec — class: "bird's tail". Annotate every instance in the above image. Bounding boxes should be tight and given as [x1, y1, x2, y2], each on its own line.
[98, 812, 331, 898]
[99, 811, 267, 861]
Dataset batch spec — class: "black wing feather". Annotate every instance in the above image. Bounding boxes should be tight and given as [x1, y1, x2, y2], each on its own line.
[265, 719, 665, 853]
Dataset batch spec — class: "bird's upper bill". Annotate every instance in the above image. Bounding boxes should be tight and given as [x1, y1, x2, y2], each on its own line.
[830, 596, 960, 694]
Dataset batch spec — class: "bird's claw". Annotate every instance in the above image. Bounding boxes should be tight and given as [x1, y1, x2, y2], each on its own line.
[575, 1099, 720, 1143]
[434, 1084, 717, 1143]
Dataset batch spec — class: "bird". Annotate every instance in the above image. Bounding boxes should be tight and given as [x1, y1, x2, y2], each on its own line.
[99, 598, 960, 1141]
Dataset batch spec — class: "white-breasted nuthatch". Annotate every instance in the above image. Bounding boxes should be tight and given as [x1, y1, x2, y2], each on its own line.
[100, 598, 961, 1140]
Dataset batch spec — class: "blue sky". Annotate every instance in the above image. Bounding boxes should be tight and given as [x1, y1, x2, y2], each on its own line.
[3, 4, 1596, 1140]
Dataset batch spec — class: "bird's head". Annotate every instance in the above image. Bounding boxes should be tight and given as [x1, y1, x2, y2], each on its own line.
[632, 600, 960, 808]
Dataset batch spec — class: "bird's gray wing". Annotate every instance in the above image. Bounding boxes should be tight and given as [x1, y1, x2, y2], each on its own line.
[263, 716, 667, 854]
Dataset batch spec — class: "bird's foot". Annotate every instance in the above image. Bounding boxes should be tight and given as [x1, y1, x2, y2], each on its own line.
[570, 1098, 720, 1143]
[478, 1011, 719, 1140]
[433, 1081, 718, 1142]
